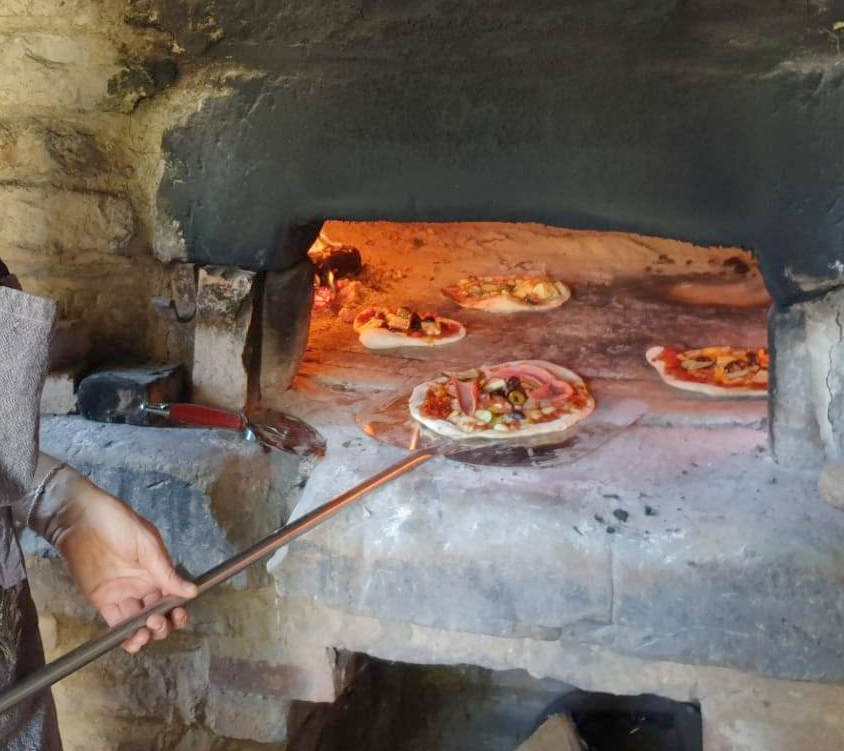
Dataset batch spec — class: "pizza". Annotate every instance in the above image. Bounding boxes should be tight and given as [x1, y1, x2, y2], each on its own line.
[353, 306, 466, 349]
[409, 360, 595, 440]
[646, 346, 768, 398]
[442, 276, 571, 313]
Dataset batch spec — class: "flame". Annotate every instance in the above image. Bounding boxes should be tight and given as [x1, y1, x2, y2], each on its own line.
[327, 269, 336, 292]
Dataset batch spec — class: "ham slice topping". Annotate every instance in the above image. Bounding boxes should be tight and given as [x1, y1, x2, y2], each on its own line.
[451, 376, 480, 415]
[485, 363, 574, 400]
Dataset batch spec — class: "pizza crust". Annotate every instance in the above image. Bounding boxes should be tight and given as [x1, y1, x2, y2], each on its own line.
[646, 346, 767, 399]
[358, 321, 466, 349]
[409, 360, 595, 440]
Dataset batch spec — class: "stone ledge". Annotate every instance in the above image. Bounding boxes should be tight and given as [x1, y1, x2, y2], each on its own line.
[32, 416, 303, 583]
[269, 423, 843, 684]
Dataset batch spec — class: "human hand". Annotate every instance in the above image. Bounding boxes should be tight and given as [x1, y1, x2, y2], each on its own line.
[45, 474, 197, 653]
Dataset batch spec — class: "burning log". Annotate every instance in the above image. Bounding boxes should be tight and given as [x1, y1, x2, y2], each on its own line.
[309, 244, 363, 287]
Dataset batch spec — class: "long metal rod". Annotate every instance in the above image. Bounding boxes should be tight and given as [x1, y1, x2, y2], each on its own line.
[0, 447, 438, 715]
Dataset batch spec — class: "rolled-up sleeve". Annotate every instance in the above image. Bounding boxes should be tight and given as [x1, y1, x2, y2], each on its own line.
[0, 287, 56, 506]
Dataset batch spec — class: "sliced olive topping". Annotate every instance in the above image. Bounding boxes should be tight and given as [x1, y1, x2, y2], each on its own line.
[409, 312, 422, 331]
[505, 376, 521, 391]
[508, 390, 527, 406]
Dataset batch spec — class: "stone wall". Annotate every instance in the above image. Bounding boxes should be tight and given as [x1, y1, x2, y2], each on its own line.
[0, 0, 248, 362]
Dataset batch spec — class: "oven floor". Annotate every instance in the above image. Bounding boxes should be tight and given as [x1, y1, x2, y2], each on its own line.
[311, 221, 767, 368]
[300, 221, 768, 425]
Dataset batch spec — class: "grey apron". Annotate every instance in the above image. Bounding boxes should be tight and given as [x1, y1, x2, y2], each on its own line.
[0, 285, 63, 750]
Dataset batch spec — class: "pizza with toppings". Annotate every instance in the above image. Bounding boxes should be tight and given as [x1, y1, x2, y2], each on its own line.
[442, 276, 572, 313]
[353, 306, 466, 349]
[409, 360, 595, 439]
[646, 346, 768, 398]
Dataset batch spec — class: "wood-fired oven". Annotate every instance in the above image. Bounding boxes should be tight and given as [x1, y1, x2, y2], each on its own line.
[17, 1, 844, 748]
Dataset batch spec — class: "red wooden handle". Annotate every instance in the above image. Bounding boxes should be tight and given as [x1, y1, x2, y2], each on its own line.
[167, 403, 247, 431]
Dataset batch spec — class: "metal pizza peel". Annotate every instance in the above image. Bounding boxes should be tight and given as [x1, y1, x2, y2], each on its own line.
[356, 382, 648, 468]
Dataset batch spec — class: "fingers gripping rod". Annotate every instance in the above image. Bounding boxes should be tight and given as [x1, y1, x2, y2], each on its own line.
[0, 448, 438, 715]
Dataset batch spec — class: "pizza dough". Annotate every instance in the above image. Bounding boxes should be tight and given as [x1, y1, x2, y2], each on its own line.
[646, 346, 768, 398]
[409, 360, 595, 440]
[353, 307, 466, 349]
[442, 276, 571, 313]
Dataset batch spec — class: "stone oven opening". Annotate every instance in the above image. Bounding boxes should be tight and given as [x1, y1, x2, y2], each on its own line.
[295, 220, 770, 440]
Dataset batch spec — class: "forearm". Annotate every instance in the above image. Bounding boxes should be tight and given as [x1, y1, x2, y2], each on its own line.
[13, 453, 89, 544]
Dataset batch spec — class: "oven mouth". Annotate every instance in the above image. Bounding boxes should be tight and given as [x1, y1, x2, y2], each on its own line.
[299, 220, 770, 441]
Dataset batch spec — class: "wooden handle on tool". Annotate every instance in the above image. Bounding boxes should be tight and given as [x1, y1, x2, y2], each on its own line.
[167, 404, 248, 431]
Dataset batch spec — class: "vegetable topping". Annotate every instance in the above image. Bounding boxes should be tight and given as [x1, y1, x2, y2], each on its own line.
[419, 362, 590, 432]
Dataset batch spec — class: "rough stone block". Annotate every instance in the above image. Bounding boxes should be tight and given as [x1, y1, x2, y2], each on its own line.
[56, 637, 211, 724]
[206, 683, 290, 744]
[818, 463, 844, 512]
[270, 427, 613, 641]
[0, 121, 51, 181]
[44, 126, 109, 176]
[516, 715, 581, 751]
[34, 416, 282, 582]
[40, 368, 79, 415]
[0, 32, 124, 112]
[0, 184, 135, 257]
[193, 266, 256, 410]
[0, 119, 127, 188]
[48, 319, 92, 370]
[260, 260, 314, 406]
[76, 364, 187, 424]
[0, 0, 114, 23]
[770, 289, 844, 467]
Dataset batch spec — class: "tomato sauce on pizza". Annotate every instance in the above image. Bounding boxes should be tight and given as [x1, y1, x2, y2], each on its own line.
[648, 346, 768, 394]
